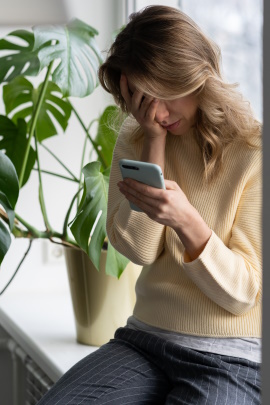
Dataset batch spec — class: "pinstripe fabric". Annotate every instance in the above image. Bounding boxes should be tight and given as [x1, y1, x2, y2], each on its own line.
[126, 316, 262, 363]
[37, 327, 261, 404]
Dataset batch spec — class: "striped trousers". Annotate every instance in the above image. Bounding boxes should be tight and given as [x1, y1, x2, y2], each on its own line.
[37, 327, 261, 404]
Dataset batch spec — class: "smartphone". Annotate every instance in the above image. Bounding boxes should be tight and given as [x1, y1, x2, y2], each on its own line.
[119, 159, 166, 212]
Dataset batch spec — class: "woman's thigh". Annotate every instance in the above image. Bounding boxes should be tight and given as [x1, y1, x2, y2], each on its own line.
[163, 346, 261, 405]
[37, 338, 170, 405]
[113, 327, 261, 404]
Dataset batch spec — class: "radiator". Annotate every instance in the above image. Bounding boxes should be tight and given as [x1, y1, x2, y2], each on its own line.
[25, 358, 54, 404]
[0, 336, 54, 405]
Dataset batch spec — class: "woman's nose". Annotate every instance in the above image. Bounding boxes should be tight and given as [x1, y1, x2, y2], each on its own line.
[155, 101, 169, 124]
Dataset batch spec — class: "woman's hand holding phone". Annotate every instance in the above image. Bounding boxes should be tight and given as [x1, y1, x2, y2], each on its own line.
[118, 176, 192, 230]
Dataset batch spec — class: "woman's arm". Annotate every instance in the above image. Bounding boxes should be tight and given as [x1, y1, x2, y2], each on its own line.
[181, 153, 262, 316]
[107, 75, 169, 265]
[119, 177, 212, 261]
[119, 149, 262, 316]
[106, 117, 166, 266]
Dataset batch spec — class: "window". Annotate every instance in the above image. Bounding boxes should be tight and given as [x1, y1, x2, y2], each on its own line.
[126, 0, 263, 120]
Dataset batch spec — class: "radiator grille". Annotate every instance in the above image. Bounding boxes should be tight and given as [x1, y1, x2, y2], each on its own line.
[0, 333, 55, 404]
[25, 358, 54, 404]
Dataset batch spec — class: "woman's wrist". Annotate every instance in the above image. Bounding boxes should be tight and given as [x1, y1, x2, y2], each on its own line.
[174, 205, 212, 262]
[140, 134, 167, 173]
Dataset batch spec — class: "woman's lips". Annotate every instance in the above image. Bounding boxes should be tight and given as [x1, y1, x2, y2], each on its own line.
[162, 120, 181, 130]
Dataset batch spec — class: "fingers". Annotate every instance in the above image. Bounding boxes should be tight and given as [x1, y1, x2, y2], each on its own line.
[118, 180, 161, 213]
[164, 180, 180, 190]
[121, 188, 157, 214]
[132, 89, 147, 112]
[120, 74, 144, 112]
[146, 99, 159, 122]
[120, 74, 156, 120]
[119, 178, 179, 196]
[120, 74, 132, 110]
[118, 179, 165, 200]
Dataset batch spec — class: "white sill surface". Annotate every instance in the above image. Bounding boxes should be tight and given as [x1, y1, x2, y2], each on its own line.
[0, 257, 99, 383]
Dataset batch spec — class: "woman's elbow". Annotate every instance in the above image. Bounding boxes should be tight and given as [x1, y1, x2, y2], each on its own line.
[226, 295, 260, 316]
[106, 228, 156, 266]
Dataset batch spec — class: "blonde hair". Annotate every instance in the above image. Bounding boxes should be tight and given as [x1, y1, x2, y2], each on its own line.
[99, 5, 261, 184]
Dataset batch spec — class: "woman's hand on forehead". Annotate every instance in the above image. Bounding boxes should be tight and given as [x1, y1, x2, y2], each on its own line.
[120, 74, 167, 139]
[120, 74, 144, 108]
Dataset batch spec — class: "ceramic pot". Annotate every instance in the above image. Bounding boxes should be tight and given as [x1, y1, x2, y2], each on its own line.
[64, 247, 141, 346]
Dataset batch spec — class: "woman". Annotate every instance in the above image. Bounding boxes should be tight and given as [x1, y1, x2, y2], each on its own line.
[38, 5, 262, 404]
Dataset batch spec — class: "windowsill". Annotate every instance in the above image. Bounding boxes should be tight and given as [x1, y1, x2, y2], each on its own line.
[0, 262, 98, 383]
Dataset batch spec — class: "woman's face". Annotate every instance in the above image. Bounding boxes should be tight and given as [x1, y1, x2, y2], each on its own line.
[154, 95, 198, 136]
[127, 79, 199, 136]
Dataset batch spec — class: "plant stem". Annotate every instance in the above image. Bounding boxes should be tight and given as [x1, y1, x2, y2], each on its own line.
[68, 100, 107, 169]
[0, 240, 33, 295]
[76, 121, 94, 207]
[0, 212, 30, 238]
[49, 232, 78, 247]
[32, 168, 79, 183]
[13, 213, 78, 247]
[0, 224, 79, 296]
[87, 118, 99, 131]
[76, 119, 99, 207]
[63, 187, 83, 238]
[34, 132, 52, 232]
[40, 143, 79, 181]
[14, 213, 46, 238]
[19, 61, 54, 188]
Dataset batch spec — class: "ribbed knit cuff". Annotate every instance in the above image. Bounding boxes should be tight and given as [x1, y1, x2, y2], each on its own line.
[181, 229, 214, 264]
[180, 230, 259, 315]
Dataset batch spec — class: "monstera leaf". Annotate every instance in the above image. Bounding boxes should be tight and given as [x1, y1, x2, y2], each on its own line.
[0, 220, 11, 264]
[92, 106, 125, 168]
[33, 19, 103, 97]
[0, 116, 36, 186]
[0, 151, 19, 263]
[0, 30, 39, 84]
[70, 162, 109, 269]
[106, 242, 130, 278]
[3, 77, 72, 141]
[70, 161, 129, 277]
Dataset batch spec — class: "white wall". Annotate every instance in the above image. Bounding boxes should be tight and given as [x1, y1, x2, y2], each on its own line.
[0, 0, 125, 292]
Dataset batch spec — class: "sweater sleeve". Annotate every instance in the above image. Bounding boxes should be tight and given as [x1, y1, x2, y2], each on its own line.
[106, 117, 166, 265]
[181, 149, 262, 316]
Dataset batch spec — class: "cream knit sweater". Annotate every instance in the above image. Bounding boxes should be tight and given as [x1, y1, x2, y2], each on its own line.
[106, 116, 262, 337]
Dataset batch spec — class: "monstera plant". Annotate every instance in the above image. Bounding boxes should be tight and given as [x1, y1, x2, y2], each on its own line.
[0, 19, 129, 290]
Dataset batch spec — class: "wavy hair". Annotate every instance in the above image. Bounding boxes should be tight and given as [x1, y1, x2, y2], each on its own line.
[99, 5, 261, 184]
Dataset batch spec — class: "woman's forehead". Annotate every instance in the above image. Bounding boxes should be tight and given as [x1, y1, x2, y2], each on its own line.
[125, 75, 194, 100]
